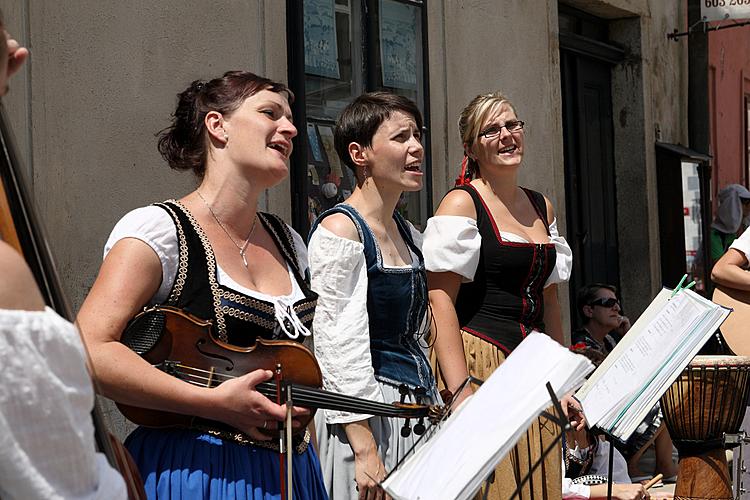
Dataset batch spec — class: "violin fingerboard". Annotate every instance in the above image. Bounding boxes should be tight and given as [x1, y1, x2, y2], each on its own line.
[122, 309, 166, 355]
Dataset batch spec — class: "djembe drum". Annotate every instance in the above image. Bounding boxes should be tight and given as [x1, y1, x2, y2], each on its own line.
[661, 355, 750, 499]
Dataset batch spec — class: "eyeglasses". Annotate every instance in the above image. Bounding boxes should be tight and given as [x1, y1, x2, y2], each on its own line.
[478, 120, 525, 139]
[589, 297, 619, 308]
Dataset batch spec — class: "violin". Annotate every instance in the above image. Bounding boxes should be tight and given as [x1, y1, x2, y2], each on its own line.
[0, 104, 146, 499]
[118, 305, 445, 435]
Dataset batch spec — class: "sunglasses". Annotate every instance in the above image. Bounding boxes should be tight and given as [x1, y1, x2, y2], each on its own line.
[589, 297, 619, 308]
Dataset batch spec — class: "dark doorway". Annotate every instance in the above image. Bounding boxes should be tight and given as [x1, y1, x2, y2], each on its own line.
[559, 6, 624, 326]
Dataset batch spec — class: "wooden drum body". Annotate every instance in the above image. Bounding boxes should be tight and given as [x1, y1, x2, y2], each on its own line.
[661, 355, 750, 499]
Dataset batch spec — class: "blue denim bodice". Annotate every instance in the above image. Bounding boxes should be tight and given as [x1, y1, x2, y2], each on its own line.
[310, 204, 436, 394]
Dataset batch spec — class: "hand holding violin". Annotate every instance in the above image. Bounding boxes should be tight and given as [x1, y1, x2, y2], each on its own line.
[205, 368, 309, 441]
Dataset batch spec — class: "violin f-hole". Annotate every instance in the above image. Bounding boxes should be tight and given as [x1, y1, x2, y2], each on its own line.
[195, 338, 235, 372]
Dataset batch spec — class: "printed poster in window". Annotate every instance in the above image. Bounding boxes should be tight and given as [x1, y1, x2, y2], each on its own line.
[307, 122, 325, 166]
[304, 0, 340, 79]
[379, 0, 418, 90]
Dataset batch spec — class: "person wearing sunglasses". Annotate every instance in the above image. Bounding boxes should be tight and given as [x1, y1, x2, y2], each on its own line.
[572, 284, 677, 485]
[572, 284, 626, 355]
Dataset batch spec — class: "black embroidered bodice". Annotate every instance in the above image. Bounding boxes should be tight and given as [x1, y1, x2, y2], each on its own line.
[453, 185, 557, 354]
[154, 200, 317, 347]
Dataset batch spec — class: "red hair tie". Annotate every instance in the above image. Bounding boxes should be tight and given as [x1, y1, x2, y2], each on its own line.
[454, 155, 472, 186]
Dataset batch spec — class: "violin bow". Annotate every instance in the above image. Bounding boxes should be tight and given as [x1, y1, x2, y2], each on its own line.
[286, 384, 293, 500]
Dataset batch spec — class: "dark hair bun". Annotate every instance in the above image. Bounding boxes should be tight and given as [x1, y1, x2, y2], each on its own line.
[157, 72, 293, 178]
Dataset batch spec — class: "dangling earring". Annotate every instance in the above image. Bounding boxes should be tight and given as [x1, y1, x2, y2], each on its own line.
[363, 165, 369, 180]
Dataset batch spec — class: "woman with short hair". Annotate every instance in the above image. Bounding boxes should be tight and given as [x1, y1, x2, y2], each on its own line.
[308, 91, 439, 500]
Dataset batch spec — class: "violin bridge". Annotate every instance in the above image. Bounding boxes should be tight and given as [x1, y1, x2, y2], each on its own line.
[207, 366, 215, 388]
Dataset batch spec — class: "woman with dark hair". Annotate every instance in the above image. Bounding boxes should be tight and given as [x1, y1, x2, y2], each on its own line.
[572, 283, 625, 353]
[78, 71, 328, 499]
[307, 91, 440, 499]
[423, 91, 574, 500]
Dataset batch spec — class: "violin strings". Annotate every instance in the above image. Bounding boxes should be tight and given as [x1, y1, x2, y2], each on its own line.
[167, 363, 431, 418]
[171, 365, 402, 414]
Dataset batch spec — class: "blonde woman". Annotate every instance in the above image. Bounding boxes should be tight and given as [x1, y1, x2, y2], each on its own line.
[424, 91, 574, 500]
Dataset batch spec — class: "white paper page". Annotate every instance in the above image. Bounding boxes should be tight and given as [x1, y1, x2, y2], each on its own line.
[576, 288, 729, 440]
[610, 304, 729, 439]
[381, 333, 593, 500]
[576, 288, 672, 402]
[609, 297, 727, 437]
[581, 292, 702, 427]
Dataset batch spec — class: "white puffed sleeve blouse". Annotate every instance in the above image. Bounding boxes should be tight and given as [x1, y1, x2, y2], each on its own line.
[730, 226, 750, 259]
[308, 222, 424, 424]
[308, 225, 383, 424]
[422, 215, 572, 287]
[0, 308, 127, 500]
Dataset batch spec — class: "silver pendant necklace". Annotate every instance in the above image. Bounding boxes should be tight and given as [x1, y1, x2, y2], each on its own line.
[196, 190, 257, 268]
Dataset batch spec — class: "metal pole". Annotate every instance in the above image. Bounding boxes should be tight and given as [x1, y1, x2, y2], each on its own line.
[688, 0, 709, 155]
[687, 0, 714, 293]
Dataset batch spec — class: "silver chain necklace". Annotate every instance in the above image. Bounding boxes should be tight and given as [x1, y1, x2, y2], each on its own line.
[196, 190, 257, 268]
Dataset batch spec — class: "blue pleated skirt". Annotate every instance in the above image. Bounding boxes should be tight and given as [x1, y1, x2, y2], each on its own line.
[125, 427, 329, 500]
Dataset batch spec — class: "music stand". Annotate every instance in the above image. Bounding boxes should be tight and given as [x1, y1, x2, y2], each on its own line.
[385, 379, 574, 500]
[502, 382, 573, 500]
[380, 333, 593, 500]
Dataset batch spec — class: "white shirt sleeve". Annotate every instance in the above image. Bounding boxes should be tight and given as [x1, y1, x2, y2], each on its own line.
[422, 215, 481, 282]
[590, 440, 632, 484]
[406, 220, 424, 250]
[730, 226, 750, 260]
[545, 218, 573, 287]
[309, 226, 384, 424]
[103, 205, 178, 304]
[562, 478, 591, 500]
[562, 457, 591, 499]
[0, 307, 127, 500]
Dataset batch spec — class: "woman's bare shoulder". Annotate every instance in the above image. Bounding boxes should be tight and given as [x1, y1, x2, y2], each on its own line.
[319, 212, 360, 241]
[435, 189, 476, 218]
[0, 242, 45, 311]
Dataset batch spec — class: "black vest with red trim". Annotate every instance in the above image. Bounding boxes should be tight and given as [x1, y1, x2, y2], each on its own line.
[453, 185, 556, 354]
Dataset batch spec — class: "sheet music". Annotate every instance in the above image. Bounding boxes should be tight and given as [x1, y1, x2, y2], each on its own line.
[577, 288, 730, 440]
[381, 333, 593, 500]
